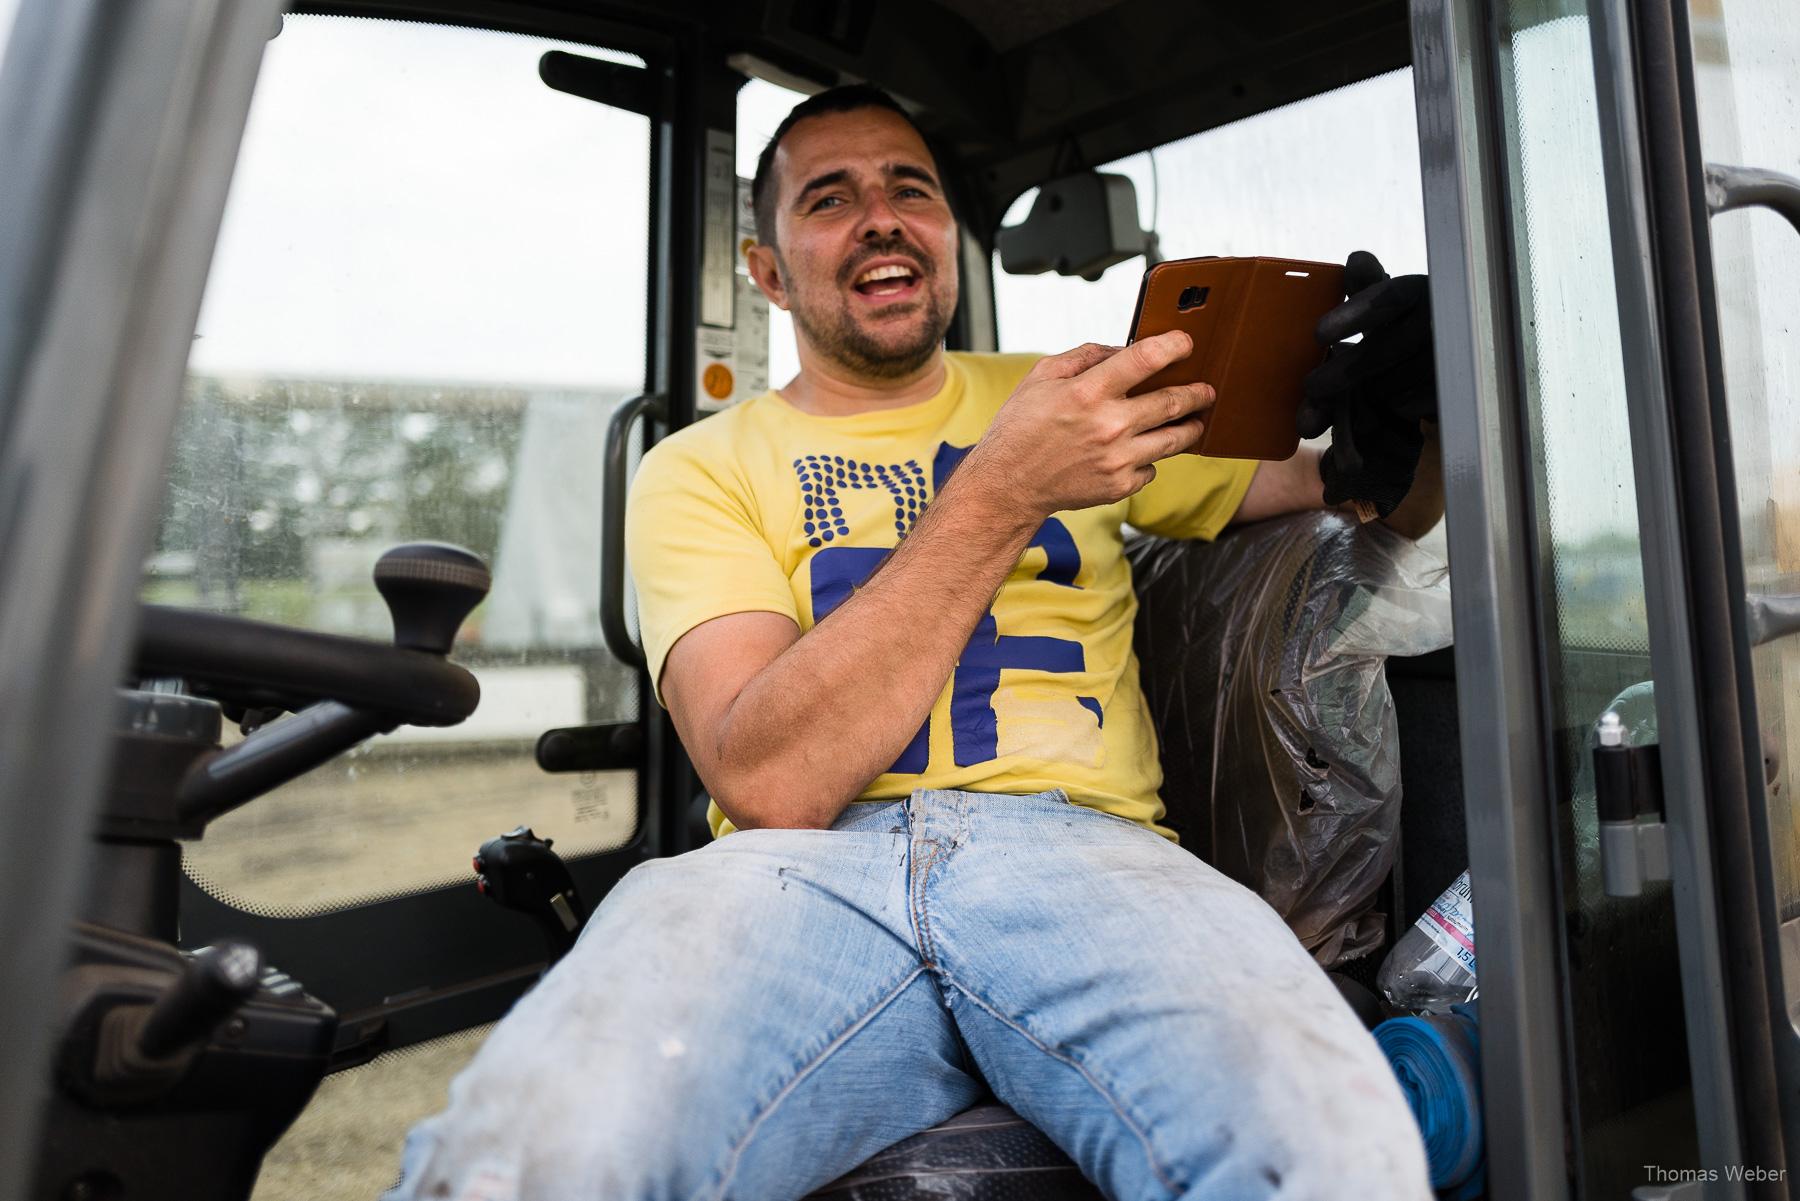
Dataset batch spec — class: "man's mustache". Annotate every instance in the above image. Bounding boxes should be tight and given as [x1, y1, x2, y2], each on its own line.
[839, 238, 934, 286]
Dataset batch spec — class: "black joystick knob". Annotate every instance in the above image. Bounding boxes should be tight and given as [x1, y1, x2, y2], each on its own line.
[474, 827, 589, 964]
[138, 940, 263, 1061]
[372, 543, 492, 655]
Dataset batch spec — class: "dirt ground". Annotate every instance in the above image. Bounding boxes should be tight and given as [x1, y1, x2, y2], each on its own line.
[252, 1026, 491, 1201]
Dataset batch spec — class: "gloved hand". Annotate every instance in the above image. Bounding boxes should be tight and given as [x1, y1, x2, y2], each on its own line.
[1297, 251, 1436, 519]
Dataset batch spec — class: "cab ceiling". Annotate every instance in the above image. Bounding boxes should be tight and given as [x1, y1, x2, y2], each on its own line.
[712, 0, 1414, 238]
[320, 0, 1412, 240]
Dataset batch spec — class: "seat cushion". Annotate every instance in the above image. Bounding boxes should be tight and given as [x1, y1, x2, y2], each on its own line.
[802, 1104, 1103, 1200]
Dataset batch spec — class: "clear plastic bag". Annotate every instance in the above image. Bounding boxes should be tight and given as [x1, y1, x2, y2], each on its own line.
[1130, 511, 1454, 967]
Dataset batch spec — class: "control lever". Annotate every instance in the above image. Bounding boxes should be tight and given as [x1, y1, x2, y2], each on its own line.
[473, 828, 589, 964]
[373, 542, 492, 654]
[138, 940, 263, 1060]
[78, 940, 264, 1104]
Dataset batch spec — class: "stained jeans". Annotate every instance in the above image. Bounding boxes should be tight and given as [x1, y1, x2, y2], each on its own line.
[385, 789, 1431, 1200]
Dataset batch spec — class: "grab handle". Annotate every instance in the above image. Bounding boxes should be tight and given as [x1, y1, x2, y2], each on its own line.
[600, 393, 664, 670]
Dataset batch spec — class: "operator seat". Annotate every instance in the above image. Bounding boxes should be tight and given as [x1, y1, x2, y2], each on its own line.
[804, 1103, 1101, 1199]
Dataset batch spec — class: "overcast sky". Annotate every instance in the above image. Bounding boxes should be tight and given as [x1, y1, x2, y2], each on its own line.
[190, 16, 650, 389]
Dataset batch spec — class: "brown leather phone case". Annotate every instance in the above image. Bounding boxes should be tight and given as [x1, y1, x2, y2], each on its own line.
[1126, 255, 1345, 460]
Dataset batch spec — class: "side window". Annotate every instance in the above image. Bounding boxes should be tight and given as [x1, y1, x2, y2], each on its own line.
[148, 15, 649, 915]
[993, 69, 1426, 354]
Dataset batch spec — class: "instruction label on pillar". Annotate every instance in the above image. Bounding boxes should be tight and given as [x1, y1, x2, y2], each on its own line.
[1414, 872, 1477, 974]
[695, 300, 768, 412]
[700, 128, 736, 329]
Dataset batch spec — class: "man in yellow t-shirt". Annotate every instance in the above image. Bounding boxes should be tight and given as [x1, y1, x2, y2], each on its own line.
[630, 103, 1440, 847]
[389, 85, 1443, 1201]
[630, 348, 1260, 842]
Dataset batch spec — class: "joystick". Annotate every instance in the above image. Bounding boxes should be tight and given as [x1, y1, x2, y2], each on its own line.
[137, 941, 263, 1061]
[374, 543, 493, 654]
[473, 828, 589, 964]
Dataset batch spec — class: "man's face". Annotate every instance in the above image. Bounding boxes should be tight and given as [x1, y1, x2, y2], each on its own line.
[756, 107, 960, 379]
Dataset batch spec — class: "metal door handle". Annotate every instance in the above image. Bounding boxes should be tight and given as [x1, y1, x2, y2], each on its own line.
[1703, 166, 1800, 651]
[600, 393, 663, 671]
[1705, 163, 1800, 236]
[1746, 593, 1800, 648]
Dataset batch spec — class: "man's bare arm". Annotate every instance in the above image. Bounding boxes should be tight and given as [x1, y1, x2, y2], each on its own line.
[660, 334, 1215, 831]
[664, 467, 1038, 831]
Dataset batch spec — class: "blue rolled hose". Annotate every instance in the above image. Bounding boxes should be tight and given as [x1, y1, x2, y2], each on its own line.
[1375, 1006, 1484, 1196]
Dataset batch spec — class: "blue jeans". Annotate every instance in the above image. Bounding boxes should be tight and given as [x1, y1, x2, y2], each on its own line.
[386, 790, 1430, 1200]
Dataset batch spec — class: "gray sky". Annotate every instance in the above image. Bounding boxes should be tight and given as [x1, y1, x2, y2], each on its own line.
[191, 16, 648, 389]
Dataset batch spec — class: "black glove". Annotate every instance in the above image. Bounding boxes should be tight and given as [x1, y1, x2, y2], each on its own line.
[1297, 251, 1436, 518]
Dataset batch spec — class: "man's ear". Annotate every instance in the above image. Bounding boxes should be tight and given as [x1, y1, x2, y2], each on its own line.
[745, 242, 790, 311]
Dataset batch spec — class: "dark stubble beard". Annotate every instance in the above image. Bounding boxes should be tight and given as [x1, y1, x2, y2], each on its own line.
[783, 241, 956, 381]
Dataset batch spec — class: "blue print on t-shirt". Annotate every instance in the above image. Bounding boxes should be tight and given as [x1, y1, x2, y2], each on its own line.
[805, 441, 1088, 775]
[809, 546, 929, 773]
[932, 442, 1079, 587]
[950, 613, 1085, 766]
[791, 454, 925, 545]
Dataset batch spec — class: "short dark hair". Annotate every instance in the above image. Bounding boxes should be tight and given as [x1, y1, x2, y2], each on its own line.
[749, 84, 931, 249]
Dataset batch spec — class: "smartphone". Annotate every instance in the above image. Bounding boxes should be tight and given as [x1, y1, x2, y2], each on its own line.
[1125, 255, 1345, 460]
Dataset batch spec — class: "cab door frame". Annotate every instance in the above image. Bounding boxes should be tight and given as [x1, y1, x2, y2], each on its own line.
[1408, 2, 1576, 1196]
[0, 2, 287, 1196]
[1416, 0, 1794, 1195]
[1590, 0, 1791, 1183]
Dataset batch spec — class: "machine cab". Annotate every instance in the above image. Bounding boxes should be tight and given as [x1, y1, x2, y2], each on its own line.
[1, 1, 1797, 1198]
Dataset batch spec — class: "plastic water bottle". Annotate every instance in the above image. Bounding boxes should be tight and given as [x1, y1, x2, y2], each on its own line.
[1378, 871, 1477, 1014]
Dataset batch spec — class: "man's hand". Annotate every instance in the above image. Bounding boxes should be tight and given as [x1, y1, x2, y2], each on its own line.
[963, 332, 1216, 521]
[1297, 251, 1437, 519]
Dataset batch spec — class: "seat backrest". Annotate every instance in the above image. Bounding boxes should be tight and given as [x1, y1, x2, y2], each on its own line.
[1128, 511, 1454, 967]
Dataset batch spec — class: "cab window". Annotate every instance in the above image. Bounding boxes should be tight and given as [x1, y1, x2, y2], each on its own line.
[992, 65, 1435, 560]
[993, 68, 1426, 353]
[147, 14, 650, 916]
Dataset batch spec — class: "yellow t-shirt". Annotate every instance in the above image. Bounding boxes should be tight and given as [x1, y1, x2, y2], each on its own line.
[626, 351, 1258, 841]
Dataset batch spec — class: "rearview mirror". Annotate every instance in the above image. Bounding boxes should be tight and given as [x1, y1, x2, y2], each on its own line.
[996, 171, 1154, 282]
